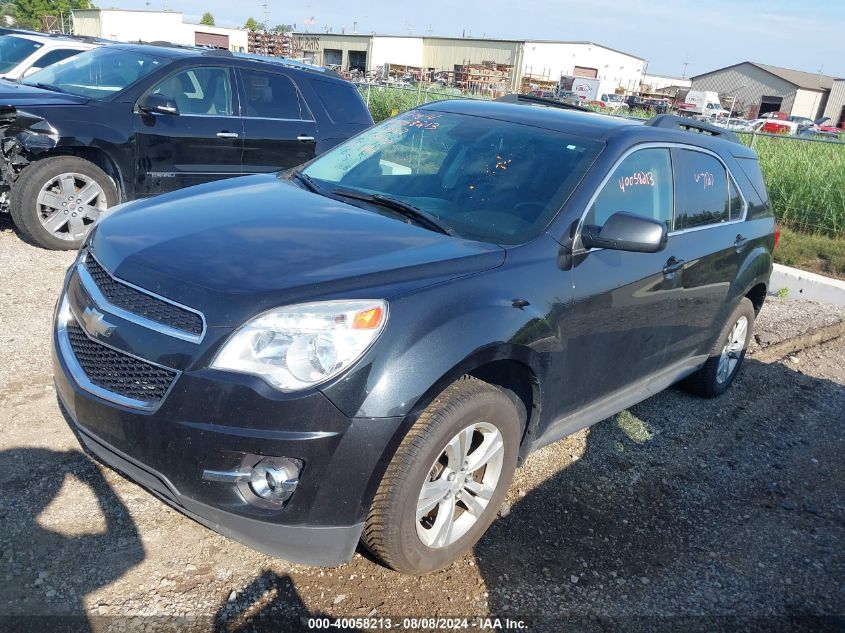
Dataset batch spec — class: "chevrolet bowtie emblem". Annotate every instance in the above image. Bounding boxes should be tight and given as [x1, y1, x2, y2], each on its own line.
[82, 306, 116, 338]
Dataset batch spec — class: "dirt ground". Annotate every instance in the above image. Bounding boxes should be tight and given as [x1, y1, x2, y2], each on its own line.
[1, 218, 843, 633]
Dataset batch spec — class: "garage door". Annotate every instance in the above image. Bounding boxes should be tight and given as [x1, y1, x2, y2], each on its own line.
[196, 32, 229, 50]
[573, 66, 598, 78]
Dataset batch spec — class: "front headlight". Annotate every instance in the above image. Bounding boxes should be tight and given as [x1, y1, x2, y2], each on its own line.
[211, 300, 388, 391]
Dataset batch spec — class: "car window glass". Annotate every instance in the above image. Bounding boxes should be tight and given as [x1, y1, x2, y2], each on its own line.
[584, 148, 674, 231]
[22, 47, 163, 99]
[311, 79, 370, 125]
[674, 149, 730, 230]
[30, 48, 84, 72]
[729, 177, 744, 221]
[0, 36, 43, 74]
[152, 67, 232, 116]
[241, 69, 306, 120]
[303, 110, 603, 245]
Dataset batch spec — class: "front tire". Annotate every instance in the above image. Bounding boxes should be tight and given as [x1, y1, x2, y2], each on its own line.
[363, 377, 520, 574]
[683, 297, 756, 398]
[10, 156, 116, 250]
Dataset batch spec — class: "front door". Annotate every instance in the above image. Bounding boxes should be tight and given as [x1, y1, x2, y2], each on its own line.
[555, 147, 682, 420]
[134, 65, 243, 196]
[238, 67, 318, 174]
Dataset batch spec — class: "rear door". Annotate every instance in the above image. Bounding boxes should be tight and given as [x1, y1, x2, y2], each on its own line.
[662, 147, 746, 364]
[133, 64, 243, 196]
[238, 67, 318, 173]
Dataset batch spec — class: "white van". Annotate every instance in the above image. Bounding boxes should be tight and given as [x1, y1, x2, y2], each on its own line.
[678, 90, 729, 118]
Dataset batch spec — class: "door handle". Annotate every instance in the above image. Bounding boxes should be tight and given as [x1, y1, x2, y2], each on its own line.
[216, 131, 239, 139]
[663, 256, 685, 275]
[296, 135, 315, 142]
[734, 234, 749, 252]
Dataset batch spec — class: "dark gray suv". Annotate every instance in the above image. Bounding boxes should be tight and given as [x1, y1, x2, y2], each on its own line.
[54, 102, 775, 574]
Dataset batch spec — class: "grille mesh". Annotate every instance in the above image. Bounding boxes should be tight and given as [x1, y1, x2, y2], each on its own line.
[66, 321, 177, 403]
[85, 257, 203, 335]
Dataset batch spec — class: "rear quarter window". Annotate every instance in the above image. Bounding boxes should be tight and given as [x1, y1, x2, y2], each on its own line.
[734, 157, 772, 219]
[310, 79, 371, 125]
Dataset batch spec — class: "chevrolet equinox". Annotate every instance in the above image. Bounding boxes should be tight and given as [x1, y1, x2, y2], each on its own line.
[54, 102, 775, 574]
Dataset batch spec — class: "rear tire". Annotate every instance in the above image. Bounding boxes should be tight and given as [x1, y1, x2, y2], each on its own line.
[683, 297, 755, 398]
[363, 377, 520, 574]
[10, 156, 116, 250]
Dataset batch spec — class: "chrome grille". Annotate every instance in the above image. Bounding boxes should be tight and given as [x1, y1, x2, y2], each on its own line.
[85, 256, 203, 336]
[66, 320, 177, 403]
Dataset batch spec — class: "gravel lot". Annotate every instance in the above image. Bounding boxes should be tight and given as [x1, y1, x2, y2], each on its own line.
[1, 220, 843, 632]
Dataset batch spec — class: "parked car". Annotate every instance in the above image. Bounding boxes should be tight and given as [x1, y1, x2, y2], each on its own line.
[591, 92, 628, 112]
[557, 89, 581, 106]
[0, 43, 373, 249]
[678, 90, 729, 118]
[54, 104, 775, 574]
[0, 31, 100, 81]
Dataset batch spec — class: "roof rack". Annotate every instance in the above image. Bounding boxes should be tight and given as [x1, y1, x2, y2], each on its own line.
[646, 114, 741, 144]
[495, 93, 589, 112]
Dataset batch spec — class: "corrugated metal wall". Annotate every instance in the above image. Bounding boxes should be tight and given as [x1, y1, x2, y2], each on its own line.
[690, 63, 796, 116]
[823, 80, 845, 126]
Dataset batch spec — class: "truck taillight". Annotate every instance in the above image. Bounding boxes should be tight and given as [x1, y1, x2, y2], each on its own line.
[773, 226, 781, 251]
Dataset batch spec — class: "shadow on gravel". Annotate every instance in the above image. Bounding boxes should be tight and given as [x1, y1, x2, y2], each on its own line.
[474, 358, 845, 633]
[212, 570, 362, 633]
[0, 448, 144, 632]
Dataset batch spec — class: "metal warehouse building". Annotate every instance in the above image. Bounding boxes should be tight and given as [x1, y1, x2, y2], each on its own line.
[291, 33, 644, 94]
[72, 9, 248, 52]
[690, 61, 835, 120]
[823, 79, 845, 127]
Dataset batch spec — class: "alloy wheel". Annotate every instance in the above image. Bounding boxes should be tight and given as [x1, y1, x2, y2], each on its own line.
[716, 315, 748, 384]
[36, 173, 107, 242]
[416, 422, 504, 549]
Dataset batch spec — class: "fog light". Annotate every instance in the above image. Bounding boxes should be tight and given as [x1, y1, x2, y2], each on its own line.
[249, 458, 300, 502]
[202, 454, 301, 509]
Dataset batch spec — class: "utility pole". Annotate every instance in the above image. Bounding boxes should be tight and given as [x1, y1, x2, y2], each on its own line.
[262, 0, 270, 55]
[681, 56, 690, 79]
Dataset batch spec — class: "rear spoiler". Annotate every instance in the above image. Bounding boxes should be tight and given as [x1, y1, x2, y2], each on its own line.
[645, 114, 741, 145]
[495, 93, 589, 112]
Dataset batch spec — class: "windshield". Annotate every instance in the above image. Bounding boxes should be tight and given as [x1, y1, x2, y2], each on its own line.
[22, 47, 165, 99]
[0, 36, 43, 74]
[302, 110, 603, 244]
[606, 94, 622, 102]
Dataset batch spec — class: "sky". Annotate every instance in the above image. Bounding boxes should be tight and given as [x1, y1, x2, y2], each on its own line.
[115, 0, 845, 78]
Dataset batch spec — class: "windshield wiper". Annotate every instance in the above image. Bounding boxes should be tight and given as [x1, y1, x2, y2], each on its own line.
[332, 187, 454, 236]
[30, 82, 68, 94]
[290, 170, 323, 194]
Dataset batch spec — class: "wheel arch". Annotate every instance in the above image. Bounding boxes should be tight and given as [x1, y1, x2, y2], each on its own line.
[357, 345, 543, 520]
[44, 147, 126, 202]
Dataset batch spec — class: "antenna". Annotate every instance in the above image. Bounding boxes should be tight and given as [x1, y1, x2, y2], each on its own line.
[681, 56, 690, 79]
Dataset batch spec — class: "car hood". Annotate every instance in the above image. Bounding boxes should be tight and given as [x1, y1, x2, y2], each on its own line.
[0, 80, 88, 107]
[91, 175, 505, 326]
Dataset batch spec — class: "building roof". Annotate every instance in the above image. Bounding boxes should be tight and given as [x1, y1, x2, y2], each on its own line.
[289, 31, 644, 60]
[693, 61, 835, 91]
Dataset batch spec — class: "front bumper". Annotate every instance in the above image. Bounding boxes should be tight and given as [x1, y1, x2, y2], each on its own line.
[52, 263, 403, 566]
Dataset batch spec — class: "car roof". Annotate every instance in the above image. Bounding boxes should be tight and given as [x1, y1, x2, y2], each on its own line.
[416, 99, 757, 159]
[1, 31, 100, 46]
[103, 42, 340, 78]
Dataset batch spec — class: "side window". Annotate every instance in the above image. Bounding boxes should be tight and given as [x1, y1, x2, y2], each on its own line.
[673, 149, 730, 230]
[152, 67, 233, 116]
[728, 177, 744, 220]
[240, 69, 307, 120]
[29, 48, 84, 72]
[584, 148, 674, 230]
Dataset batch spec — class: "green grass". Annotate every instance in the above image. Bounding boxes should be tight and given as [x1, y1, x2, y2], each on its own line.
[358, 85, 485, 123]
[774, 226, 845, 280]
[739, 134, 845, 238]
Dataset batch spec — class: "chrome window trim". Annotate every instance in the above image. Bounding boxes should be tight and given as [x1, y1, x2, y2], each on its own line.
[79, 252, 207, 344]
[239, 115, 316, 123]
[574, 142, 749, 252]
[56, 295, 181, 412]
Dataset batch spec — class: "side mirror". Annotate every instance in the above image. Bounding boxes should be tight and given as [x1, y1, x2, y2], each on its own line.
[138, 93, 179, 116]
[581, 211, 668, 253]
